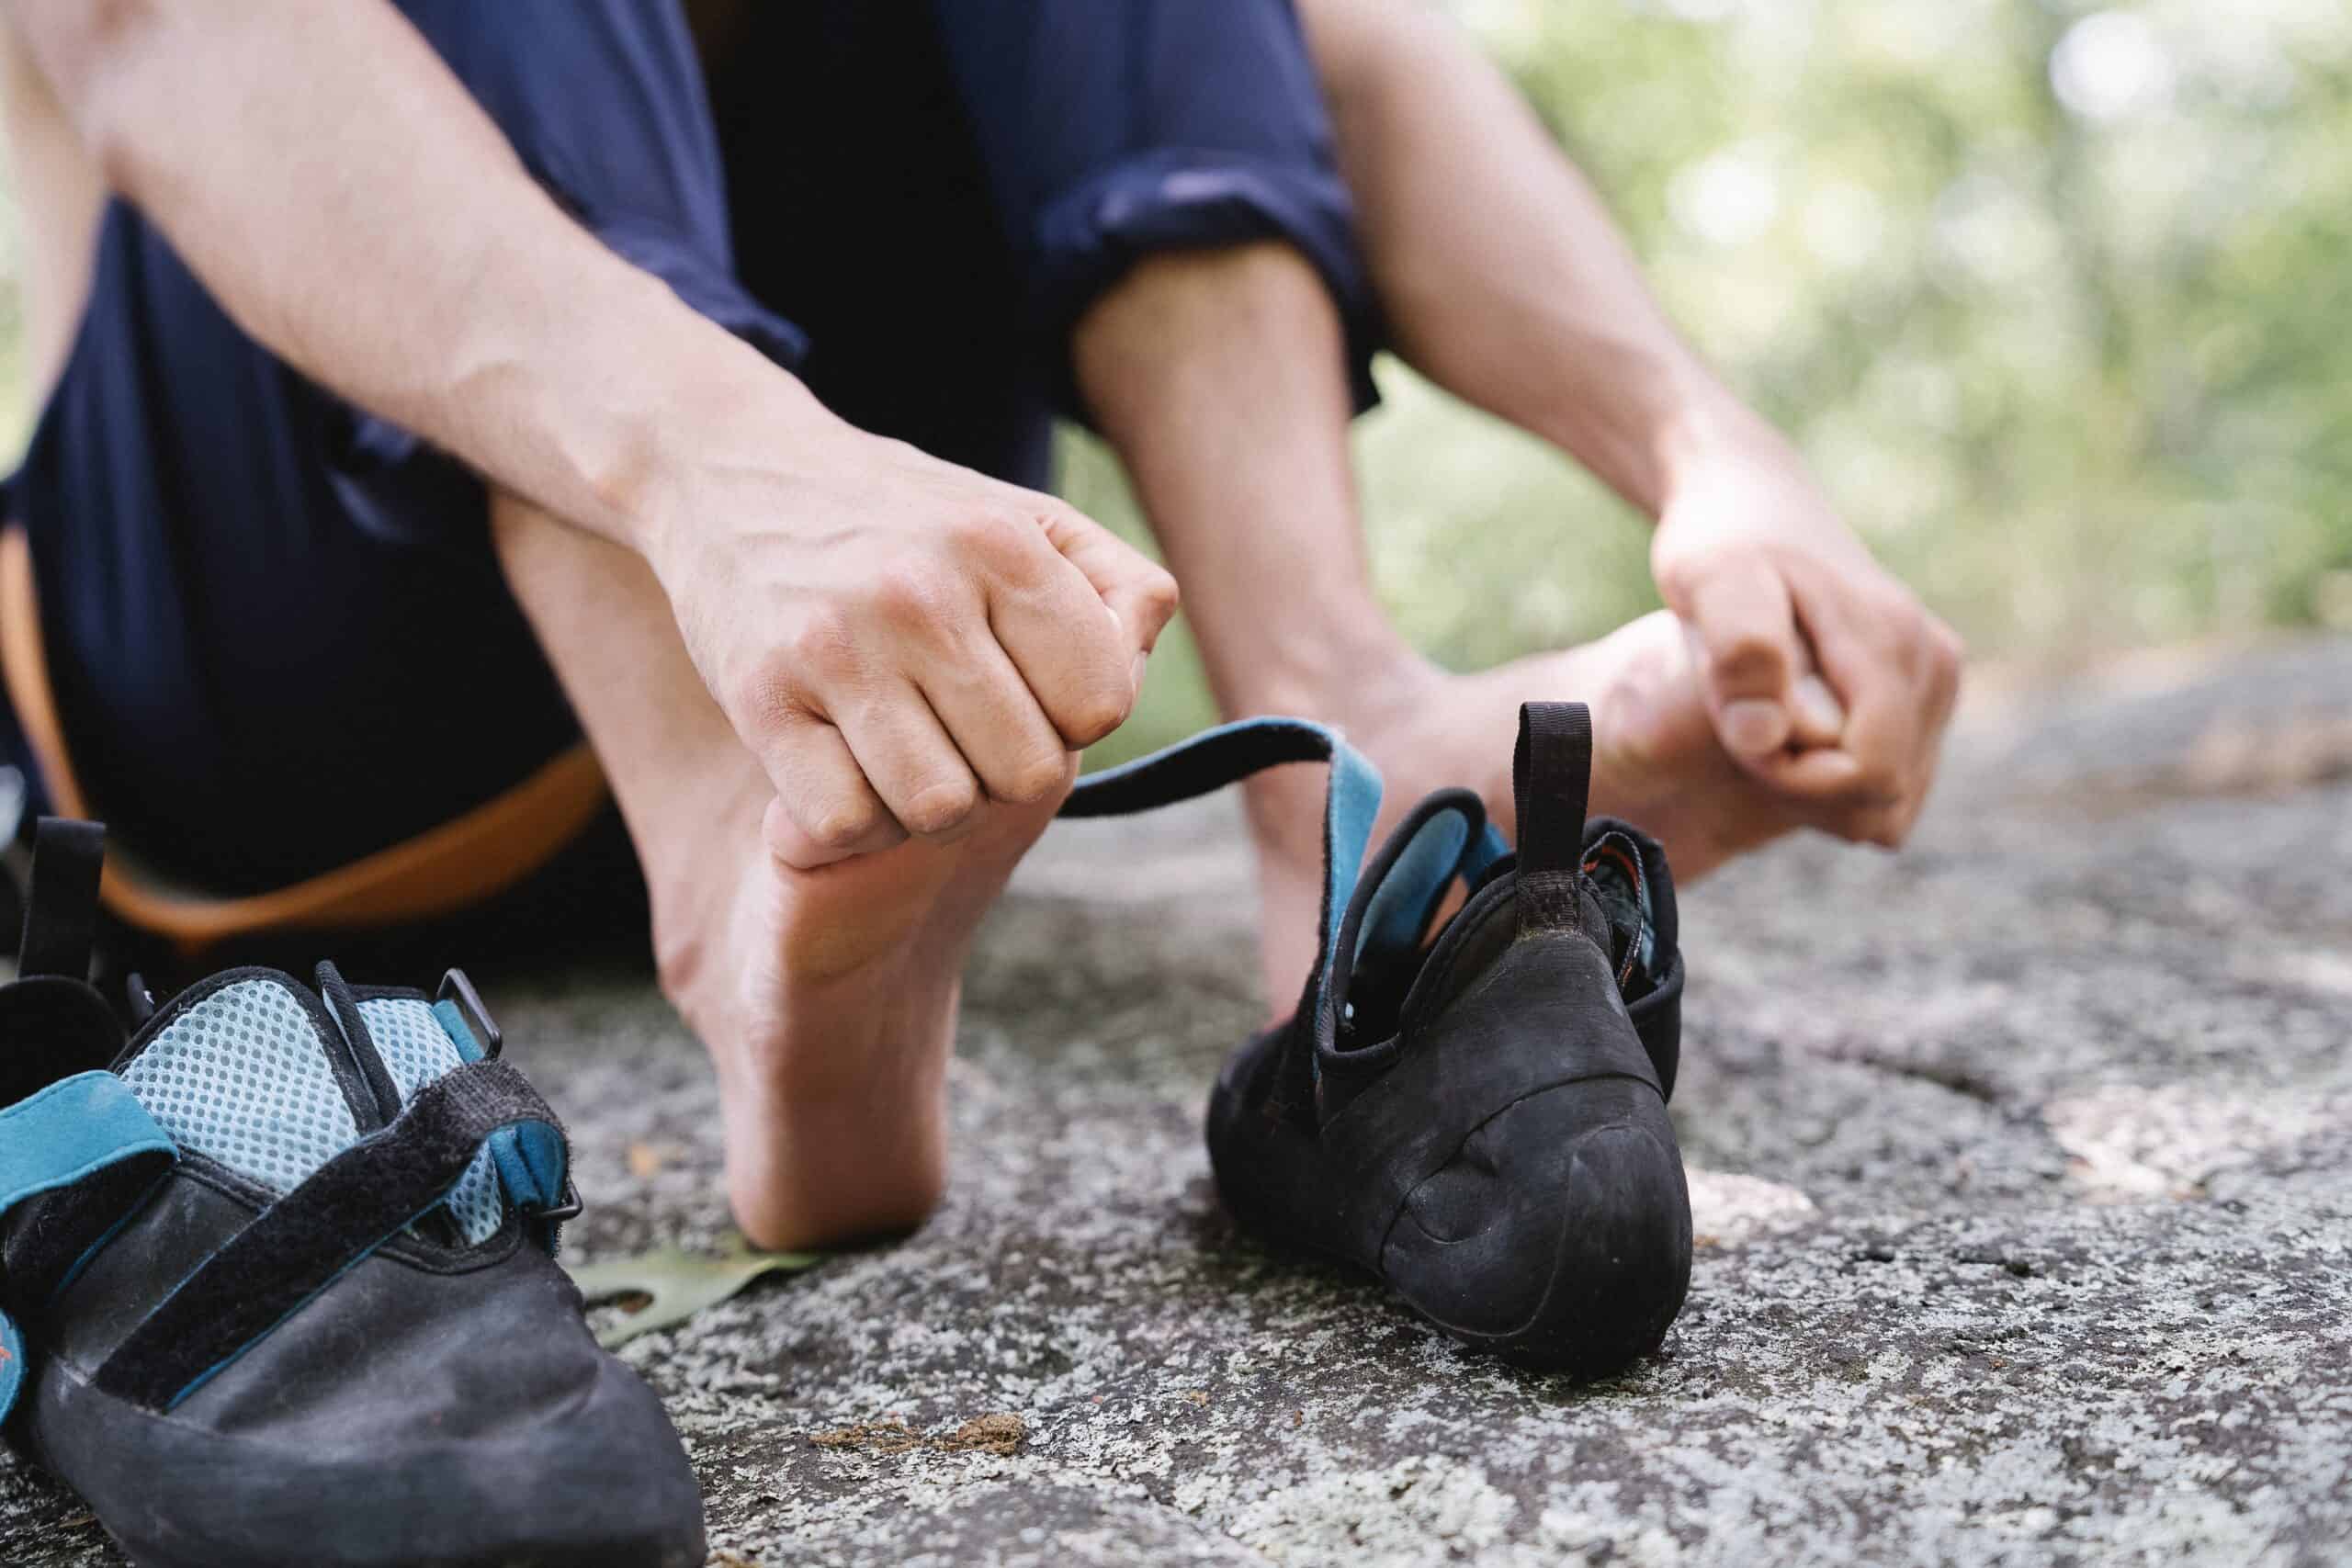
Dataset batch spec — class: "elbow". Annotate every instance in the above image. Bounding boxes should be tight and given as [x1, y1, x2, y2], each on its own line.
[1296, 0, 1434, 112]
[16, 0, 177, 186]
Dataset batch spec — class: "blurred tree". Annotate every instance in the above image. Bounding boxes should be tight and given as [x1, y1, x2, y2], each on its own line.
[0, 1, 2336, 761]
[1066, 0, 2352, 757]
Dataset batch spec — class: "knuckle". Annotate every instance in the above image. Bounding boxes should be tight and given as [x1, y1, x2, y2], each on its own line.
[899, 778, 981, 837]
[727, 661, 800, 739]
[1137, 564, 1182, 620]
[1056, 679, 1135, 747]
[997, 751, 1074, 806]
[1934, 621, 1967, 673]
[874, 562, 959, 628]
[805, 795, 884, 851]
[1856, 761, 1907, 807]
[1710, 631, 1786, 688]
[949, 507, 1026, 560]
[1650, 552, 1702, 606]
[781, 606, 860, 681]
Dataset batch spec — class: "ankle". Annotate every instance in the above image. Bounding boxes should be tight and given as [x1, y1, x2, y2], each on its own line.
[1215, 631, 1442, 736]
[642, 771, 772, 1003]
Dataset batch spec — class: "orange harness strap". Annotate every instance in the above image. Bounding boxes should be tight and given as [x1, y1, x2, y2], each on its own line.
[0, 528, 610, 958]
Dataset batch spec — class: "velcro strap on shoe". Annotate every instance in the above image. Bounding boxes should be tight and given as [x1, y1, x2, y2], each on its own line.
[1062, 716, 1385, 999]
[95, 1059, 568, 1413]
[0, 1073, 177, 1419]
[1511, 703, 1595, 936]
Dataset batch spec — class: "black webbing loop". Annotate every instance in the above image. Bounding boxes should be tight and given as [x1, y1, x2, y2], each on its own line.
[95, 1059, 567, 1413]
[1057, 716, 1340, 818]
[1512, 703, 1594, 934]
[18, 818, 104, 980]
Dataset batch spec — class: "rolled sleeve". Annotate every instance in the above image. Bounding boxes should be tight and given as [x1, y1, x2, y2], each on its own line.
[1032, 147, 1382, 414]
[933, 0, 1385, 420]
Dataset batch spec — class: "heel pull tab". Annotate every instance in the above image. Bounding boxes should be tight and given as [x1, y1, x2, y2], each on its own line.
[1512, 703, 1592, 935]
[19, 818, 105, 980]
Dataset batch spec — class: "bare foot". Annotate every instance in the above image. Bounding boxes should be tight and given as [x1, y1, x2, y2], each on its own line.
[650, 760, 1072, 1250]
[1244, 610, 1813, 1007]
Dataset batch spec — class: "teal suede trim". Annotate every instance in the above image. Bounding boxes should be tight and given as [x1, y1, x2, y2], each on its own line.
[1067, 715, 1385, 987]
[0, 1315, 21, 1416]
[1463, 821, 1511, 886]
[1356, 809, 1474, 966]
[1321, 739, 1383, 973]
[0, 1073, 177, 1418]
[433, 1000, 568, 1224]
[433, 998, 485, 1062]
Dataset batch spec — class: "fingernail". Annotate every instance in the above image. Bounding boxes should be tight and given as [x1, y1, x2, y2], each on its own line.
[1794, 674, 1846, 739]
[1130, 650, 1149, 695]
[1721, 699, 1790, 756]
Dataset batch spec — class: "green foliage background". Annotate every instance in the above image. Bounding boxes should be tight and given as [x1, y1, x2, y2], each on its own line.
[0, 2, 2336, 767]
[1069, 0, 2352, 759]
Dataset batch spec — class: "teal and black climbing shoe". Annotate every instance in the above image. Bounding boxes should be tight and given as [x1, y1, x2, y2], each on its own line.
[0, 819, 707, 1568]
[1062, 702, 1690, 1376]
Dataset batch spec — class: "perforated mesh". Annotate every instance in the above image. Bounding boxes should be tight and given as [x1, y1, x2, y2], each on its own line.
[121, 980, 361, 1196]
[358, 998, 508, 1245]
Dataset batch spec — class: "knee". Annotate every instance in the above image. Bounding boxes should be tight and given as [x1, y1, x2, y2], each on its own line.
[1073, 241, 1343, 425]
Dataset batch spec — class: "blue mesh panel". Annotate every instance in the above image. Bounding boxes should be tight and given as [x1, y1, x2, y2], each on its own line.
[118, 979, 510, 1249]
[120, 980, 359, 1195]
[358, 998, 507, 1245]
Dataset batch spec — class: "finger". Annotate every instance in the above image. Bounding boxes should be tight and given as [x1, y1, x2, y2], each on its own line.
[917, 630, 1078, 807]
[1805, 596, 1931, 810]
[1747, 744, 1868, 801]
[1680, 567, 1803, 760]
[979, 520, 1145, 749]
[1790, 671, 1847, 750]
[763, 794, 905, 872]
[1032, 502, 1181, 671]
[1741, 746, 1908, 844]
[833, 682, 986, 840]
[759, 716, 907, 870]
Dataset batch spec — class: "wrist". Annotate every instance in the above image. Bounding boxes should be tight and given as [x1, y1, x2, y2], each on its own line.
[601, 326, 836, 575]
[1530, 344, 1770, 520]
[1646, 385, 1791, 519]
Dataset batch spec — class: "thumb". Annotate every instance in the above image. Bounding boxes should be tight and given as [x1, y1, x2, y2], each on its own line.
[1035, 502, 1181, 681]
[1679, 564, 1803, 761]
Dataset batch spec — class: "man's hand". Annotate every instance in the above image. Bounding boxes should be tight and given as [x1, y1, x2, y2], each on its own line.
[1650, 433, 1962, 848]
[643, 408, 1180, 870]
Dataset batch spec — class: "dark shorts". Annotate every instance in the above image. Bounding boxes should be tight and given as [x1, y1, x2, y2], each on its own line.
[2, 0, 1375, 945]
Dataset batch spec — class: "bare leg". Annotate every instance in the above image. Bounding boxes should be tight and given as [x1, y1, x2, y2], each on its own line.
[1076, 245, 1806, 1004]
[491, 494, 1064, 1247]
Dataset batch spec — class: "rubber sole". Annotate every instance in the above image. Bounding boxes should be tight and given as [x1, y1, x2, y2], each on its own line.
[16, 1355, 708, 1568]
[1208, 1072, 1692, 1377]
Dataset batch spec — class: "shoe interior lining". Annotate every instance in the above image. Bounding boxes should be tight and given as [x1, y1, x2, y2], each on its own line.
[1347, 823, 1668, 1049]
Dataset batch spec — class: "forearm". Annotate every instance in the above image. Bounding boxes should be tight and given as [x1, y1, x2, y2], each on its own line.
[11, 0, 814, 554]
[1299, 0, 1773, 517]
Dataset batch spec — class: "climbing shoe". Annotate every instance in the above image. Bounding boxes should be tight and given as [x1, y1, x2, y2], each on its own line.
[1062, 701, 1690, 1375]
[0, 819, 707, 1568]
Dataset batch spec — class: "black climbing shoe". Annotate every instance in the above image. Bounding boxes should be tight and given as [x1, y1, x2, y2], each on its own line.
[1062, 702, 1690, 1375]
[0, 819, 707, 1568]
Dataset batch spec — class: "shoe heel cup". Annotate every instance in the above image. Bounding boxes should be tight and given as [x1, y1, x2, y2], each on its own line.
[1381, 1084, 1690, 1371]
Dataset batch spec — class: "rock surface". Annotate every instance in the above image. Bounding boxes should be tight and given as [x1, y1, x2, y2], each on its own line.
[6, 638, 2350, 1566]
